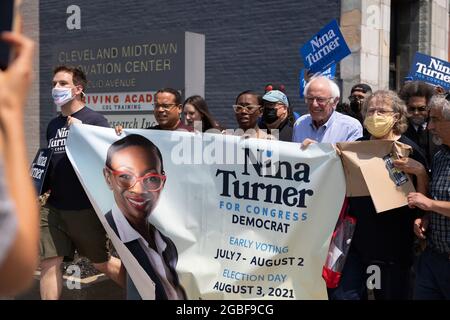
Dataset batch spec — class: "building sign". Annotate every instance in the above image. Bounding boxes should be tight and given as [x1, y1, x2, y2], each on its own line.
[300, 20, 351, 74]
[408, 52, 450, 90]
[85, 91, 157, 112]
[54, 34, 185, 93]
[52, 32, 205, 123]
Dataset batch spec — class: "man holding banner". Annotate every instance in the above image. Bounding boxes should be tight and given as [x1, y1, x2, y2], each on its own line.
[408, 96, 450, 300]
[39, 66, 124, 299]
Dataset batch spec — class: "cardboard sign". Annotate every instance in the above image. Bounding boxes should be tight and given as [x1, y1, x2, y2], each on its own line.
[300, 20, 351, 73]
[407, 52, 450, 90]
[299, 64, 336, 98]
[30, 148, 53, 195]
[336, 140, 415, 213]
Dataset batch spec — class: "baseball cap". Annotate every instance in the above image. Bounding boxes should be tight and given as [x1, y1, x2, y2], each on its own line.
[350, 83, 372, 94]
[262, 90, 289, 107]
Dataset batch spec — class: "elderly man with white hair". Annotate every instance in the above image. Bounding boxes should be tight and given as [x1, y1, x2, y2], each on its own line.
[408, 95, 450, 300]
[292, 76, 363, 144]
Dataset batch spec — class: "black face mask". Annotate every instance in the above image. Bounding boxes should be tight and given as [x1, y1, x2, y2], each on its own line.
[263, 108, 278, 124]
[349, 97, 362, 113]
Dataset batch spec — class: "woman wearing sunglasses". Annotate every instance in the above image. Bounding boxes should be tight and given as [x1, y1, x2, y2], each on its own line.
[103, 134, 186, 300]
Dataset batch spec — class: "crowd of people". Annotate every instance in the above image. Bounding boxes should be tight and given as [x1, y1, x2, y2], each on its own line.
[0, 28, 449, 300]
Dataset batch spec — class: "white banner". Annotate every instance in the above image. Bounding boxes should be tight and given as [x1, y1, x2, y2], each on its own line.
[66, 124, 346, 300]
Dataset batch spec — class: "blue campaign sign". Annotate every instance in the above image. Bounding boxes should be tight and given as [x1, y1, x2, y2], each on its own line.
[30, 148, 53, 195]
[299, 64, 336, 98]
[300, 19, 351, 74]
[408, 52, 450, 90]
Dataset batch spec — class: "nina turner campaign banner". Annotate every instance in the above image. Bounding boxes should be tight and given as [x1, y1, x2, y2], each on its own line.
[66, 124, 346, 299]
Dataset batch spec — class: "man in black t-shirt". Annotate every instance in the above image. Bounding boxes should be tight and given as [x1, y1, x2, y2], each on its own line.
[39, 66, 125, 299]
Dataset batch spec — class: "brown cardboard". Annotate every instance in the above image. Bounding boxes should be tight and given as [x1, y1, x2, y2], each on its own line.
[336, 140, 416, 213]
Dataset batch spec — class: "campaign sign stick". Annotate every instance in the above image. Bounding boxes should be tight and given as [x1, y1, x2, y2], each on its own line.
[299, 64, 336, 98]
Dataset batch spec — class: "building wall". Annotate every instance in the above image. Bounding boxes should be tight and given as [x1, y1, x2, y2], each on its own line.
[395, 0, 449, 88]
[341, 0, 391, 97]
[341, 0, 449, 96]
[430, 0, 449, 59]
[37, 0, 340, 146]
[392, 0, 422, 90]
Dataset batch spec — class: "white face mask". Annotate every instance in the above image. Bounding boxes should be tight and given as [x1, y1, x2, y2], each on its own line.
[52, 87, 75, 107]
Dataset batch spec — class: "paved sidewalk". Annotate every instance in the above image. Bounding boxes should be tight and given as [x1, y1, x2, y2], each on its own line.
[15, 272, 125, 300]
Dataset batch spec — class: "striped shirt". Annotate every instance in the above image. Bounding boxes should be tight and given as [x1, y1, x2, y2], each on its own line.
[429, 145, 450, 254]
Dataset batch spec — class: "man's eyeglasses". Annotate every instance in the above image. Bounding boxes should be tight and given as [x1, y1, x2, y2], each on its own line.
[106, 167, 166, 191]
[305, 96, 333, 105]
[407, 106, 427, 113]
[232, 104, 261, 113]
[154, 103, 179, 111]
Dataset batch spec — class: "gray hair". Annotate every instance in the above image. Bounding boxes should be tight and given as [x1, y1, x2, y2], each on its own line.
[429, 96, 450, 120]
[303, 75, 340, 99]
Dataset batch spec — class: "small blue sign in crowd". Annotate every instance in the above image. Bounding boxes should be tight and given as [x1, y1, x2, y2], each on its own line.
[408, 52, 450, 90]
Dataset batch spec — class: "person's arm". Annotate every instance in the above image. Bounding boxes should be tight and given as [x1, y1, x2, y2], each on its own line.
[0, 32, 39, 296]
[407, 192, 450, 218]
[300, 138, 318, 149]
[393, 157, 429, 194]
[347, 122, 363, 142]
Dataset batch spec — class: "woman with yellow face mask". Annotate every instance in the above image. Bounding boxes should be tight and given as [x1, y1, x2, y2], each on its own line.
[329, 90, 430, 300]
